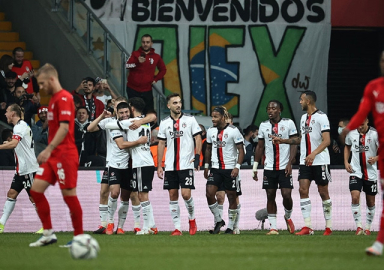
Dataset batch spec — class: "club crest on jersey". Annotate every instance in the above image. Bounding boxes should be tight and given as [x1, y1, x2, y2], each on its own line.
[272, 127, 278, 134]
[367, 139, 371, 144]
[111, 172, 115, 176]
[280, 127, 285, 132]
[189, 170, 193, 176]
[224, 134, 228, 139]
[182, 122, 187, 128]
[321, 165, 325, 171]
[311, 120, 315, 125]
[57, 162, 62, 169]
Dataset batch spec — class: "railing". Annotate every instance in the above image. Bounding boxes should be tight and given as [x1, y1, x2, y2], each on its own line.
[53, 0, 166, 116]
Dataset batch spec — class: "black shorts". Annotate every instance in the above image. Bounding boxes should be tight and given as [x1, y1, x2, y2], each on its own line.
[11, 173, 35, 196]
[131, 166, 155, 192]
[263, 170, 293, 189]
[349, 176, 378, 195]
[206, 168, 238, 191]
[101, 167, 109, 184]
[298, 165, 331, 186]
[216, 177, 242, 195]
[163, 169, 195, 190]
[108, 167, 132, 190]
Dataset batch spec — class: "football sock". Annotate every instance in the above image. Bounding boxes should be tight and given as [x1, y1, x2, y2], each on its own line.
[300, 198, 312, 228]
[30, 190, 52, 230]
[141, 201, 151, 230]
[322, 199, 332, 229]
[234, 204, 241, 229]
[169, 201, 181, 230]
[99, 204, 108, 227]
[132, 205, 141, 228]
[284, 207, 293, 220]
[228, 209, 237, 230]
[208, 202, 221, 223]
[184, 197, 195, 220]
[268, 214, 277, 230]
[63, 195, 83, 236]
[108, 196, 118, 224]
[0, 198, 16, 225]
[351, 204, 362, 228]
[366, 206, 375, 230]
[117, 201, 129, 229]
[148, 202, 156, 228]
[218, 204, 224, 220]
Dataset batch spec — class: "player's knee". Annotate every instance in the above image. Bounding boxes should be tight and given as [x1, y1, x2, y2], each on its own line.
[110, 190, 120, 199]
[7, 189, 18, 199]
[298, 186, 309, 197]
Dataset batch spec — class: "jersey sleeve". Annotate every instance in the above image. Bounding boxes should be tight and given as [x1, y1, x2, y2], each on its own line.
[97, 118, 108, 130]
[288, 120, 298, 136]
[319, 114, 330, 132]
[233, 128, 244, 145]
[12, 124, 24, 141]
[191, 117, 202, 137]
[258, 123, 265, 139]
[206, 129, 212, 144]
[105, 119, 132, 130]
[57, 94, 74, 122]
[347, 82, 374, 131]
[157, 121, 166, 140]
[111, 130, 124, 140]
[345, 133, 352, 146]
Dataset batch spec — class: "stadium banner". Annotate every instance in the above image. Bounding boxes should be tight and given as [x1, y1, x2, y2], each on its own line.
[0, 169, 381, 232]
[81, 0, 331, 128]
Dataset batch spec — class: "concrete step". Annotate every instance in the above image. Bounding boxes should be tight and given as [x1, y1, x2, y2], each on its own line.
[0, 32, 19, 41]
[0, 21, 11, 31]
[0, 13, 5, 21]
[0, 41, 26, 51]
[30, 59, 40, 69]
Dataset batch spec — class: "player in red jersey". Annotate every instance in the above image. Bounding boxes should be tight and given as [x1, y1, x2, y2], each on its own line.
[340, 51, 384, 256]
[29, 64, 83, 247]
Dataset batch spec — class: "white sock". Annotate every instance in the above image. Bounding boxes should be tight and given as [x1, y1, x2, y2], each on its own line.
[322, 199, 332, 229]
[132, 205, 141, 228]
[284, 207, 293, 220]
[108, 196, 118, 224]
[184, 197, 195, 220]
[99, 204, 108, 227]
[117, 201, 129, 229]
[148, 203, 156, 229]
[218, 204, 224, 220]
[141, 201, 151, 230]
[0, 198, 16, 225]
[268, 214, 277, 230]
[300, 198, 312, 228]
[43, 229, 53, 236]
[228, 209, 237, 230]
[209, 202, 222, 223]
[234, 204, 241, 229]
[169, 201, 181, 230]
[366, 206, 375, 230]
[351, 203, 362, 228]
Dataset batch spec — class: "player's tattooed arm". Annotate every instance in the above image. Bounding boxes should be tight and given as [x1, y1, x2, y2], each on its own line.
[272, 135, 301, 145]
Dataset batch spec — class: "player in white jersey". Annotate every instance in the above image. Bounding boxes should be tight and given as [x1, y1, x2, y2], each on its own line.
[204, 106, 245, 234]
[106, 97, 157, 235]
[344, 118, 379, 235]
[253, 100, 297, 235]
[273, 91, 332, 236]
[0, 104, 39, 233]
[157, 93, 202, 236]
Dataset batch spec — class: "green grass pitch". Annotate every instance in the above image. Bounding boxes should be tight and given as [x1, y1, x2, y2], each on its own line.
[0, 231, 382, 270]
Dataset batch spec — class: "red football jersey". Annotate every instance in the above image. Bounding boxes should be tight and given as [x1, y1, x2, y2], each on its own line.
[12, 60, 34, 94]
[47, 89, 78, 157]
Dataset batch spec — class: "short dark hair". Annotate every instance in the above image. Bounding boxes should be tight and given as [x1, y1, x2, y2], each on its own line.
[267, 100, 283, 111]
[243, 125, 258, 136]
[301, 90, 317, 102]
[141, 34, 153, 41]
[73, 94, 82, 105]
[116, 102, 130, 112]
[1, 129, 13, 142]
[167, 93, 180, 102]
[76, 106, 89, 115]
[85, 77, 96, 86]
[128, 97, 146, 113]
[12, 47, 24, 56]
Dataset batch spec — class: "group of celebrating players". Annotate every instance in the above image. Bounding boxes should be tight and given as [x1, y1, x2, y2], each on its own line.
[0, 62, 383, 256]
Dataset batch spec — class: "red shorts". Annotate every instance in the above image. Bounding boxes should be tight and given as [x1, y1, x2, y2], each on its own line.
[35, 152, 79, 189]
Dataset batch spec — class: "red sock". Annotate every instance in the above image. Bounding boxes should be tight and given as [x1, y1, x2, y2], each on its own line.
[377, 199, 384, 244]
[30, 190, 52, 230]
[63, 195, 83, 236]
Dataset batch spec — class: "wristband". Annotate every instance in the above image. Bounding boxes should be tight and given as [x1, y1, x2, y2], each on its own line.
[253, 162, 258, 171]
[204, 163, 209, 169]
[235, 163, 241, 169]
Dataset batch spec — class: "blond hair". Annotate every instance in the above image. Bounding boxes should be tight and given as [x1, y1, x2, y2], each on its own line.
[35, 63, 58, 78]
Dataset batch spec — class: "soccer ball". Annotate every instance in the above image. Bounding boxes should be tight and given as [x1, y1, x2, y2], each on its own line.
[69, 234, 100, 259]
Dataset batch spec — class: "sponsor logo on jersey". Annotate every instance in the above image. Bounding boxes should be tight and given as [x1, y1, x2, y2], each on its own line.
[61, 110, 72, 115]
[354, 144, 369, 152]
[213, 141, 226, 148]
[170, 130, 183, 138]
[301, 126, 312, 134]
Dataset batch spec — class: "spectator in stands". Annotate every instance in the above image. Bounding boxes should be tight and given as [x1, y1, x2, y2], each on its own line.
[243, 125, 259, 165]
[11, 84, 40, 127]
[0, 129, 15, 166]
[72, 77, 104, 121]
[0, 54, 14, 89]
[1, 71, 18, 123]
[11, 47, 39, 95]
[75, 106, 105, 167]
[126, 34, 166, 113]
[73, 94, 82, 111]
[106, 99, 113, 110]
[31, 107, 48, 146]
[94, 77, 118, 106]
